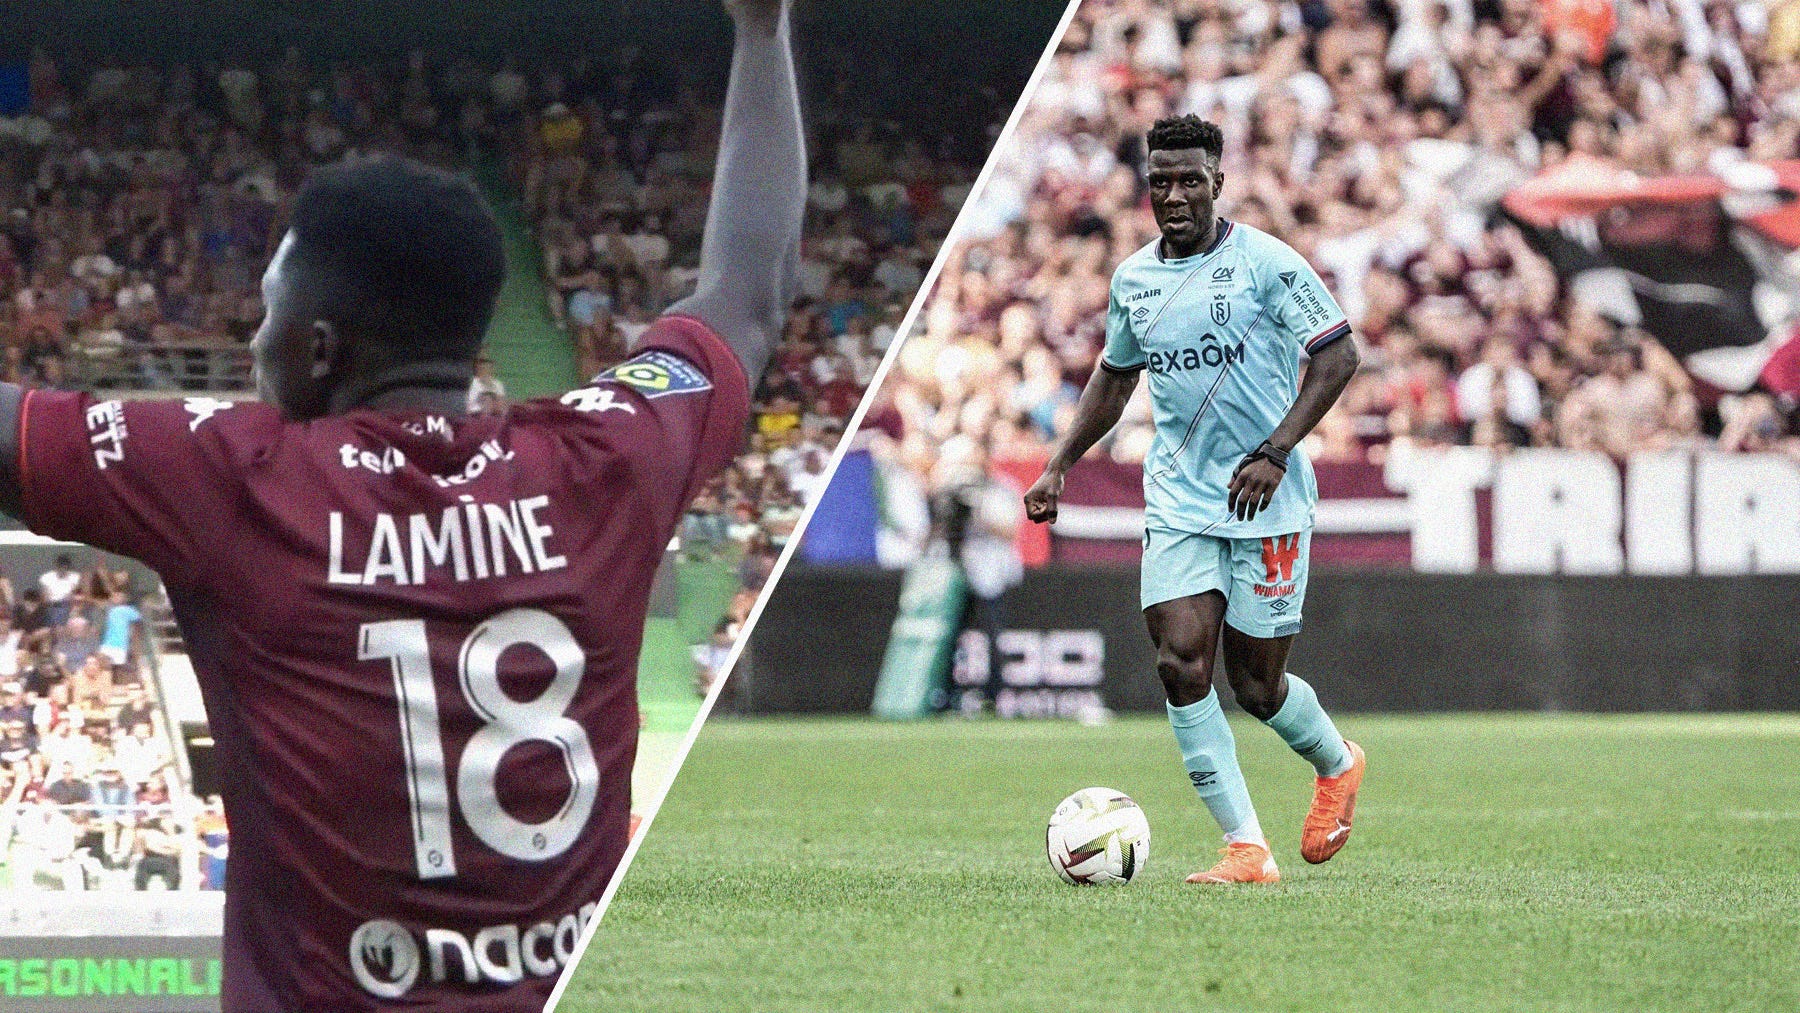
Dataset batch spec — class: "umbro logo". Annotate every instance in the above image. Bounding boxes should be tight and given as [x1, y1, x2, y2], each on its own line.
[1211, 266, 1234, 283]
[1189, 770, 1218, 787]
[1279, 271, 1298, 289]
[1270, 599, 1290, 613]
[1133, 306, 1150, 321]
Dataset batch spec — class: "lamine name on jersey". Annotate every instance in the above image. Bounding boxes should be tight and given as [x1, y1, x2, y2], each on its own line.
[327, 494, 567, 587]
[1101, 219, 1351, 539]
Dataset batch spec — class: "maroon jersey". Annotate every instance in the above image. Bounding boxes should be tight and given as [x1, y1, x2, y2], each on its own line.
[17, 315, 747, 1011]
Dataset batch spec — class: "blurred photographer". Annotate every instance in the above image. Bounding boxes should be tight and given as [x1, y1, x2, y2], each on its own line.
[931, 437, 1023, 714]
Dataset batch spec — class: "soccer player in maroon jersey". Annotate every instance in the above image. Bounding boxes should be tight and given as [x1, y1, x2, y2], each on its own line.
[0, 2, 804, 1009]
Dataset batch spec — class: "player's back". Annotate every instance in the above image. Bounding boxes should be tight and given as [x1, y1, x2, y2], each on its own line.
[15, 317, 747, 1011]
[189, 401, 646, 1011]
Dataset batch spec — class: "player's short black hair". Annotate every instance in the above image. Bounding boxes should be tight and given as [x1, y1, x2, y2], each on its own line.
[1146, 115, 1224, 162]
[287, 156, 505, 361]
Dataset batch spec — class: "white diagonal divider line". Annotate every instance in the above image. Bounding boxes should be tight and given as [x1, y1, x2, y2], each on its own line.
[0, 531, 80, 546]
[542, 1, 1090, 1006]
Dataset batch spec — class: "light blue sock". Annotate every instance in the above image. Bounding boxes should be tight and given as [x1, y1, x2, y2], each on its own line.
[1263, 674, 1352, 777]
[1167, 691, 1264, 845]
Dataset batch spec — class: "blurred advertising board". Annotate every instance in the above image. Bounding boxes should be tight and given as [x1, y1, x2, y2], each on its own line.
[991, 449, 1800, 575]
[0, 894, 222, 1013]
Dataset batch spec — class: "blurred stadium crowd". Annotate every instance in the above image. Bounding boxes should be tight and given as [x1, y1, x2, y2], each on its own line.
[513, 37, 1015, 656]
[488, 35, 1029, 694]
[877, 0, 1800, 523]
[0, 48, 490, 392]
[0, 555, 220, 891]
[0, 35, 1028, 710]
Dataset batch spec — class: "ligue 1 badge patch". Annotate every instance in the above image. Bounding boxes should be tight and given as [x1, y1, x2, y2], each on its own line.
[601, 350, 713, 399]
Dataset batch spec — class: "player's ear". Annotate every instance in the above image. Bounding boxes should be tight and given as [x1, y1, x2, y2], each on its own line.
[310, 319, 340, 381]
[1212, 170, 1225, 199]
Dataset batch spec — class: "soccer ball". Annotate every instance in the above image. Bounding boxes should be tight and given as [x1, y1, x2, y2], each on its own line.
[1045, 787, 1150, 885]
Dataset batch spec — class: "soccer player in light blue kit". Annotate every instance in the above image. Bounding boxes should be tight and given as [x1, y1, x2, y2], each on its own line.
[1025, 115, 1366, 884]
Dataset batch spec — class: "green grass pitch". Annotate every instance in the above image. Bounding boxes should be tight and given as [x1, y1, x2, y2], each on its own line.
[564, 714, 1800, 1012]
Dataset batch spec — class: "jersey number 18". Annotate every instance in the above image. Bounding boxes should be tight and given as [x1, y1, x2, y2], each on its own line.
[359, 608, 598, 880]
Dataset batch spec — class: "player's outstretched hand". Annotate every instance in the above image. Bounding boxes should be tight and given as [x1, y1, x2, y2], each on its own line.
[725, 0, 788, 30]
[1227, 456, 1284, 522]
[1023, 469, 1064, 525]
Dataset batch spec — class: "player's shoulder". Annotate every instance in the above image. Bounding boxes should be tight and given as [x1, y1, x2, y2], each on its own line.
[15, 391, 283, 528]
[535, 346, 722, 426]
[1230, 221, 1309, 269]
[634, 314, 746, 388]
[170, 397, 289, 469]
[168, 394, 282, 431]
[69, 391, 283, 455]
[499, 337, 728, 445]
[607, 314, 749, 405]
[1229, 222, 1317, 299]
[1110, 239, 1164, 287]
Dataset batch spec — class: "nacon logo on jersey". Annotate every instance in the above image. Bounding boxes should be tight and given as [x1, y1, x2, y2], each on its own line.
[349, 920, 420, 999]
[349, 904, 598, 998]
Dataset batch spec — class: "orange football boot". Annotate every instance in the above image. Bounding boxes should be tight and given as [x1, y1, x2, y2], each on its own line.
[1300, 739, 1365, 864]
[1185, 841, 1280, 884]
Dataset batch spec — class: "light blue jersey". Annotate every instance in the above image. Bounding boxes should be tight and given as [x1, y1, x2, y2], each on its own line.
[1102, 219, 1350, 540]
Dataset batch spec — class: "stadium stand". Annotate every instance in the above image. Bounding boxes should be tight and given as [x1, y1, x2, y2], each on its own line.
[0, 17, 1037, 880]
[0, 553, 197, 891]
[0, 48, 493, 890]
[872, 0, 1800, 550]
[511, 36, 1015, 609]
[751, 0, 1800, 727]
[500, 30, 1037, 654]
[0, 35, 1023, 572]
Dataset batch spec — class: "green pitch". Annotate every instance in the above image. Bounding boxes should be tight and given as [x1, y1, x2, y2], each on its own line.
[564, 714, 1800, 1012]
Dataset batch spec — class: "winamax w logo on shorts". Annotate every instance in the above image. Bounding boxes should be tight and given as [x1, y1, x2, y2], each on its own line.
[1255, 534, 1302, 598]
[1261, 534, 1301, 582]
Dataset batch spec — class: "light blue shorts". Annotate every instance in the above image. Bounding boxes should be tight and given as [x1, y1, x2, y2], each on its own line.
[1140, 527, 1310, 638]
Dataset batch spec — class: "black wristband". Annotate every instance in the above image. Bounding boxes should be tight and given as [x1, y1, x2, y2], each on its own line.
[1243, 440, 1289, 472]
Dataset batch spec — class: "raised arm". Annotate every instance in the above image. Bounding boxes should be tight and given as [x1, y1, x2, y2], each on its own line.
[667, 0, 808, 381]
[1023, 363, 1141, 524]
